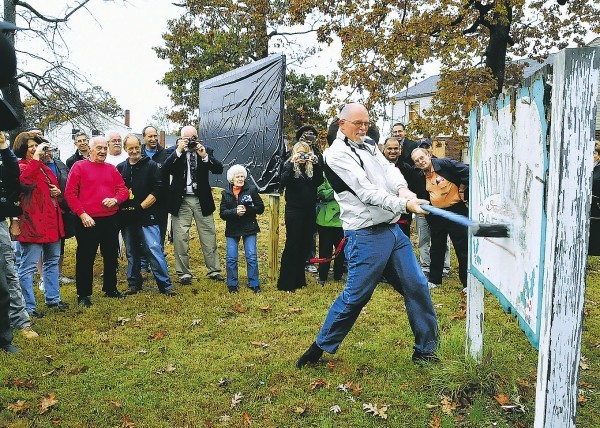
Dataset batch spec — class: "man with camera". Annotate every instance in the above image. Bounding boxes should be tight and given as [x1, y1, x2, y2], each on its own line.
[163, 125, 224, 284]
[0, 131, 22, 352]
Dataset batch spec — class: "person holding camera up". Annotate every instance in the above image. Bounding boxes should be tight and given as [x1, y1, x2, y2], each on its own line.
[12, 132, 68, 316]
[219, 165, 265, 293]
[163, 126, 224, 284]
[277, 141, 324, 291]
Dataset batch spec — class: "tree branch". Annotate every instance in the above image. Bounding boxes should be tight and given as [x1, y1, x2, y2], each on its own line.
[13, 0, 92, 24]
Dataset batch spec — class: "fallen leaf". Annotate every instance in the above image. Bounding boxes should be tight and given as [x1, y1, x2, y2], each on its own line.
[69, 366, 89, 375]
[429, 413, 442, 428]
[110, 400, 123, 408]
[233, 303, 246, 313]
[121, 415, 136, 427]
[250, 341, 269, 348]
[287, 307, 301, 313]
[395, 339, 407, 347]
[439, 395, 457, 414]
[191, 319, 202, 326]
[231, 392, 243, 408]
[242, 411, 251, 426]
[310, 379, 329, 390]
[203, 419, 214, 427]
[362, 402, 388, 419]
[449, 310, 466, 320]
[578, 392, 588, 403]
[218, 378, 231, 387]
[136, 349, 148, 354]
[330, 405, 342, 414]
[352, 383, 362, 396]
[579, 380, 593, 388]
[326, 361, 335, 370]
[98, 332, 109, 343]
[45, 355, 54, 362]
[7, 400, 29, 413]
[579, 356, 589, 370]
[116, 317, 130, 326]
[165, 364, 176, 373]
[293, 406, 306, 415]
[337, 383, 348, 392]
[51, 419, 62, 425]
[7, 378, 36, 389]
[425, 403, 438, 409]
[148, 331, 166, 340]
[39, 392, 58, 414]
[259, 305, 271, 311]
[218, 415, 231, 422]
[494, 393, 510, 406]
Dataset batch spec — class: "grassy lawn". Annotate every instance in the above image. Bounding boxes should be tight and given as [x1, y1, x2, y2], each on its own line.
[1, 191, 598, 427]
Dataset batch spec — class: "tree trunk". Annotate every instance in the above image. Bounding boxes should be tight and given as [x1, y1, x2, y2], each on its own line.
[2, 0, 27, 133]
[484, 5, 513, 95]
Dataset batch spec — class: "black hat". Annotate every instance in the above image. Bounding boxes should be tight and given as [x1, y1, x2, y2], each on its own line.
[295, 125, 317, 142]
[419, 139, 432, 148]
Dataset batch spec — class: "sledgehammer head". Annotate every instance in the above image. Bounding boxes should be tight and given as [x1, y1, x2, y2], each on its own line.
[471, 223, 510, 238]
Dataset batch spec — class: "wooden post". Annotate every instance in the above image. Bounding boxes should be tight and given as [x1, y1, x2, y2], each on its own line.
[267, 194, 280, 283]
[534, 47, 600, 428]
[465, 272, 484, 362]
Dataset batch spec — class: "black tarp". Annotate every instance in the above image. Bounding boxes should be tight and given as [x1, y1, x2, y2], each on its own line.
[198, 54, 286, 192]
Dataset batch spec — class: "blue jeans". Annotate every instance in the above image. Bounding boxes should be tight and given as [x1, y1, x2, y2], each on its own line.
[316, 224, 438, 354]
[122, 224, 173, 292]
[226, 235, 259, 288]
[16, 241, 62, 312]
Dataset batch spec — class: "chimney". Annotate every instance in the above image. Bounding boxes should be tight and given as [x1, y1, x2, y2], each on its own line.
[124, 109, 130, 127]
[160, 130, 166, 148]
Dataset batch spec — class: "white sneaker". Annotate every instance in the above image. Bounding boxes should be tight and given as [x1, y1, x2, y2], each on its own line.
[428, 282, 440, 289]
[59, 275, 75, 284]
[305, 265, 317, 273]
[38, 278, 45, 292]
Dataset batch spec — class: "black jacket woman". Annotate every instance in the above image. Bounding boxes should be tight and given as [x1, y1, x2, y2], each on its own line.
[277, 142, 324, 291]
[589, 142, 600, 256]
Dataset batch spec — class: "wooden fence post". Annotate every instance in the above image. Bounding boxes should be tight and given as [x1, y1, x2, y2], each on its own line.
[534, 47, 600, 428]
[267, 194, 280, 283]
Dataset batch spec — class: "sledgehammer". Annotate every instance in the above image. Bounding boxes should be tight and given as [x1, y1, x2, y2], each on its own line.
[420, 205, 510, 238]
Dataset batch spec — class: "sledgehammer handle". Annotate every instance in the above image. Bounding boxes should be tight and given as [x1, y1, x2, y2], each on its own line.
[420, 204, 473, 227]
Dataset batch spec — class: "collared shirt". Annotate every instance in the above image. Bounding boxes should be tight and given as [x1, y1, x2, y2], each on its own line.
[323, 130, 410, 230]
[175, 150, 208, 194]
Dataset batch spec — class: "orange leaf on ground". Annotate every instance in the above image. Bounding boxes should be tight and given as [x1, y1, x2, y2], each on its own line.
[110, 400, 123, 408]
[494, 392, 510, 406]
[287, 308, 301, 313]
[326, 361, 335, 370]
[352, 383, 362, 396]
[259, 305, 271, 311]
[310, 379, 329, 390]
[121, 415, 136, 427]
[429, 413, 442, 428]
[148, 331, 166, 340]
[39, 393, 58, 414]
[233, 303, 246, 313]
[242, 411, 251, 426]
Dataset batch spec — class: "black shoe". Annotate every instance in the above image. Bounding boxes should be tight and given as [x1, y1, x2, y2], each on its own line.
[296, 342, 324, 368]
[28, 310, 45, 319]
[1, 343, 20, 353]
[412, 350, 440, 364]
[251, 287, 261, 294]
[104, 290, 125, 298]
[78, 296, 92, 307]
[124, 287, 141, 295]
[228, 286, 239, 293]
[46, 301, 69, 310]
[160, 290, 177, 296]
[209, 273, 225, 281]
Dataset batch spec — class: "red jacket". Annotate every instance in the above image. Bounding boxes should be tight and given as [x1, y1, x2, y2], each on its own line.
[65, 159, 129, 218]
[17, 159, 65, 243]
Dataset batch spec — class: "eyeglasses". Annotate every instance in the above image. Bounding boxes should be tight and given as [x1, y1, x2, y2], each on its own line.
[343, 120, 371, 128]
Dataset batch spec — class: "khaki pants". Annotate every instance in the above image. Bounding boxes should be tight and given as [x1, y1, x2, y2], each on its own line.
[172, 196, 221, 278]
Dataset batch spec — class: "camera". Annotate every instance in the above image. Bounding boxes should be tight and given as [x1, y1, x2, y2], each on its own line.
[43, 145, 58, 153]
[239, 194, 254, 207]
[187, 136, 199, 150]
[299, 152, 311, 160]
[303, 134, 316, 142]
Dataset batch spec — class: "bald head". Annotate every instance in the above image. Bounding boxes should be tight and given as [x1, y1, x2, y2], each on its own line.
[180, 126, 198, 138]
[338, 103, 370, 143]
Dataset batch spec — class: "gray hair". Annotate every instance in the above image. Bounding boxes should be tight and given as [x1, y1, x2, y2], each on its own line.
[105, 129, 122, 142]
[227, 164, 247, 182]
[90, 135, 107, 148]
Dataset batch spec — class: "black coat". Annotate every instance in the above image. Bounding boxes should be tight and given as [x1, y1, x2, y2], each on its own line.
[117, 156, 163, 226]
[220, 183, 265, 237]
[49, 158, 76, 238]
[589, 163, 600, 255]
[142, 144, 173, 209]
[280, 161, 324, 212]
[66, 151, 86, 170]
[163, 147, 223, 216]
[0, 147, 22, 219]
[400, 138, 419, 165]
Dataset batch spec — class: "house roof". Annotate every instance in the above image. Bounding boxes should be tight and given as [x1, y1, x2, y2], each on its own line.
[394, 55, 555, 100]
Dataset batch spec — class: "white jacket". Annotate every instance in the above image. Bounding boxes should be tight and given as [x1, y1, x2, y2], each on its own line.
[323, 130, 409, 230]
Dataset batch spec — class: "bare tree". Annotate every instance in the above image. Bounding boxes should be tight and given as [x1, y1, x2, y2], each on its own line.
[1, 0, 122, 134]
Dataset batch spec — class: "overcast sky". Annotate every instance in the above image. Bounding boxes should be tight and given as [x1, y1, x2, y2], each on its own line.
[12, 0, 341, 132]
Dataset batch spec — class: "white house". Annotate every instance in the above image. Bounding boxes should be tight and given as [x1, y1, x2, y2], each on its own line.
[45, 110, 131, 163]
